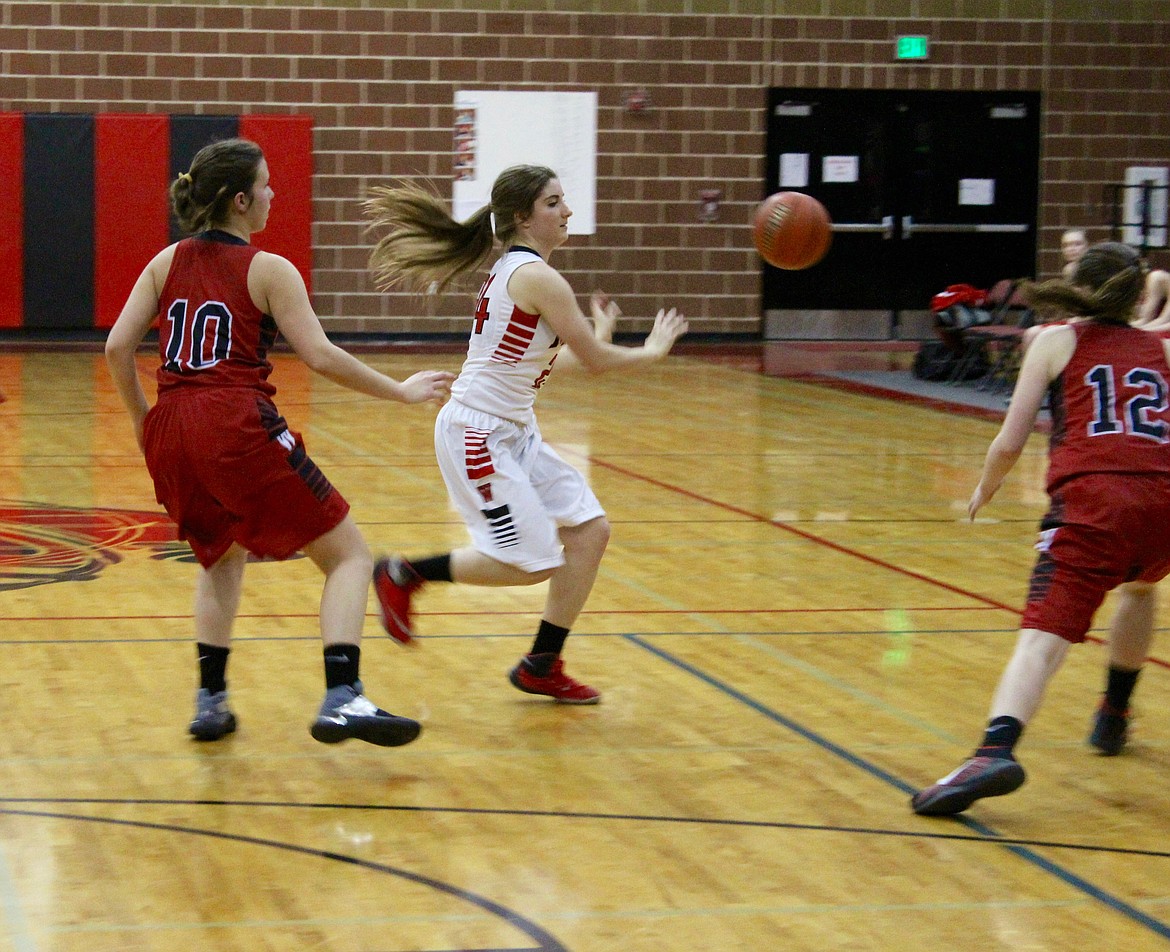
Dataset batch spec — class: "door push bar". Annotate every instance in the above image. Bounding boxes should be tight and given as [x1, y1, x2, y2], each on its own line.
[831, 215, 895, 239]
[900, 216, 1029, 237]
[830, 217, 1029, 239]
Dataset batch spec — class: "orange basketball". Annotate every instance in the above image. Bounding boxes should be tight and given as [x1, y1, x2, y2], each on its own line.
[752, 191, 833, 270]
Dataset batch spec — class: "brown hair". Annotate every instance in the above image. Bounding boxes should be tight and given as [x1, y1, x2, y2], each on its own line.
[170, 138, 265, 235]
[1022, 241, 1145, 325]
[365, 164, 558, 294]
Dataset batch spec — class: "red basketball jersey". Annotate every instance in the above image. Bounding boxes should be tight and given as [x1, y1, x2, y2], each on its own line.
[155, 231, 278, 396]
[1046, 322, 1170, 491]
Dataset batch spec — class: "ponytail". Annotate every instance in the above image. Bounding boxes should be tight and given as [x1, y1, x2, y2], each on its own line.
[365, 165, 558, 295]
[170, 138, 263, 235]
[364, 183, 495, 294]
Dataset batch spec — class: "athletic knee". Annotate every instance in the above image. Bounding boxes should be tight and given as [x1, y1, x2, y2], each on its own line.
[348, 544, 374, 577]
[567, 516, 611, 557]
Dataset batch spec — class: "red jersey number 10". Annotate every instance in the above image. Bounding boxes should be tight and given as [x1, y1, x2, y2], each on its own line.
[162, 299, 234, 373]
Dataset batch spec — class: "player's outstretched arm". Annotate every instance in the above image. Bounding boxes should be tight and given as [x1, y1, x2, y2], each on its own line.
[513, 264, 687, 374]
[258, 253, 453, 404]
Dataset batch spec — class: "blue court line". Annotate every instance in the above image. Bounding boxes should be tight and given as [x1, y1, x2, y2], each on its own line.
[624, 633, 1170, 942]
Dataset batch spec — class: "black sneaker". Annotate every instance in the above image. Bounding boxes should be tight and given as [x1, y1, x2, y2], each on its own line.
[189, 689, 237, 741]
[310, 682, 420, 747]
[1089, 703, 1129, 756]
[911, 756, 1026, 816]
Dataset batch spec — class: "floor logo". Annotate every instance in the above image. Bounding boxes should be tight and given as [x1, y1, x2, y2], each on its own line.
[0, 501, 179, 592]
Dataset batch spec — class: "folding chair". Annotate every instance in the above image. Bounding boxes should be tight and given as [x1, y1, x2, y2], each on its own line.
[964, 283, 1036, 393]
[944, 279, 1017, 385]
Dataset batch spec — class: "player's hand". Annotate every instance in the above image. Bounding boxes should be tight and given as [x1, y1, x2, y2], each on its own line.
[590, 290, 620, 342]
[967, 483, 992, 521]
[399, 370, 455, 405]
[644, 308, 688, 358]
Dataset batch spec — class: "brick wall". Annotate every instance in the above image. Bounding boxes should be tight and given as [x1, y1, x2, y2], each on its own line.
[1, 0, 1167, 337]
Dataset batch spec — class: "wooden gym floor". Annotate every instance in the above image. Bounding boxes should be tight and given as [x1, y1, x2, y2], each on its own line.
[0, 346, 1168, 951]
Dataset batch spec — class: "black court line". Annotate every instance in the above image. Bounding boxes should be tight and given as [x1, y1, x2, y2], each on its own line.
[3, 797, 1168, 863]
[625, 634, 1170, 942]
[0, 807, 565, 952]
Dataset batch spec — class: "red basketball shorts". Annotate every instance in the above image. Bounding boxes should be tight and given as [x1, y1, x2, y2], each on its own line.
[1022, 472, 1170, 643]
[143, 388, 349, 568]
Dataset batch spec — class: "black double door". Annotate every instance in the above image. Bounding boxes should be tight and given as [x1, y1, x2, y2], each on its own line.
[762, 88, 1041, 338]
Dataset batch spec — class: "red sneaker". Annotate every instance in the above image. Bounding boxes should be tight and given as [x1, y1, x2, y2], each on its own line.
[373, 557, 423, 645]
[509, 655, 600, 704]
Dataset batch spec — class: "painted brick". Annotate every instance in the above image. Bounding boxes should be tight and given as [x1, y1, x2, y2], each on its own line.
[153, 6, 196, 30]
[58, 4, 101, 27]
[128, 31, 173, 55]
[102, 6, 151, 29]
[8, 4, 53, 26]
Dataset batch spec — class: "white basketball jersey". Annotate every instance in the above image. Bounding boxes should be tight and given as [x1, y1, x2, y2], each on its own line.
[450, 247, 562, 424]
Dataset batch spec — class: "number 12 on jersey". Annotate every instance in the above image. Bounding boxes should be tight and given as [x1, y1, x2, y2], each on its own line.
[1085, 363, 1169, 442]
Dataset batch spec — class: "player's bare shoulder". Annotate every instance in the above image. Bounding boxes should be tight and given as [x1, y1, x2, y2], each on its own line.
[144, 242, 181, 294]
[508, 258, 571, 313]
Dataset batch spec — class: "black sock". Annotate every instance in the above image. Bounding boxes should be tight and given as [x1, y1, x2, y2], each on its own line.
[1104, 665, 1141, 712]
[410, 554, 452, 583]
[523, 652, 556, 677]
[530, 620, 570, 660]
[197, 643, 230, 695]
[975, 715, 1024, 759]
[324, 643, 361, 690]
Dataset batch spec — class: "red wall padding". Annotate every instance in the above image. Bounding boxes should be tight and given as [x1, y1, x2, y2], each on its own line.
[0, 114, 24, 329]
[94, 114, 171, 329]
[239, 115, 314, 294]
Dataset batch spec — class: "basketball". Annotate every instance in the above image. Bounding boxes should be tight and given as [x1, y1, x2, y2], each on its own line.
[752, 191, 833, 270]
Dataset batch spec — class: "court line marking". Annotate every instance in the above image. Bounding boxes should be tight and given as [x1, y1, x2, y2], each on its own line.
[4, 797, 1168, 862]
[625, 633, 1170, 942]
[582, 452, 1170, 670]
[0, 807, 562, 952]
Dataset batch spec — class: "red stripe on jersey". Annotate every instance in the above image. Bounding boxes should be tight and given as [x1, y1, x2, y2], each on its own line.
[489, 306, 541, 364]
[464, 428, 495, 480]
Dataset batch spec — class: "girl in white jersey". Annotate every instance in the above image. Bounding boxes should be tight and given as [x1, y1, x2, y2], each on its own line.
[364, 165, 687, 703]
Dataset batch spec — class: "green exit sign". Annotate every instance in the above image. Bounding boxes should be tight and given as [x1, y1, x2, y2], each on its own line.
[896, 35, 929, 60]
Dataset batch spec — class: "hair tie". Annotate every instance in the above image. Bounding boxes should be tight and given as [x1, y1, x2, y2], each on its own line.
[178, 172, 193, 184]
[489, 210, 497, 234]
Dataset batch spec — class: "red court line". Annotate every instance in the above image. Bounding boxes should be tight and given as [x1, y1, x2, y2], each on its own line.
[0, 605, 1009, 623]
[800, 374, 1053, 434]
[799, 374, 1010, 423]
[586, 454, 1170, 671]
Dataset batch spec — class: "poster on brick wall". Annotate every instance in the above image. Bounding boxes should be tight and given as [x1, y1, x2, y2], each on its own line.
[451, 91, 596, 235]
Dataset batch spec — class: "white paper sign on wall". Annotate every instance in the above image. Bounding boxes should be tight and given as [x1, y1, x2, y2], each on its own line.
[452, 90, 597, 235]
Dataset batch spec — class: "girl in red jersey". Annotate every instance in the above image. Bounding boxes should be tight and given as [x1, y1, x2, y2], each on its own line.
[912, 242, 1170, 815]
[105, 138, 453, 746]
[362, 166, 686, 703]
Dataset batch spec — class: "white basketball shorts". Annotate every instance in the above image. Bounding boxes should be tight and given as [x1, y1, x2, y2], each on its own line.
[434, 399, 606, 571]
